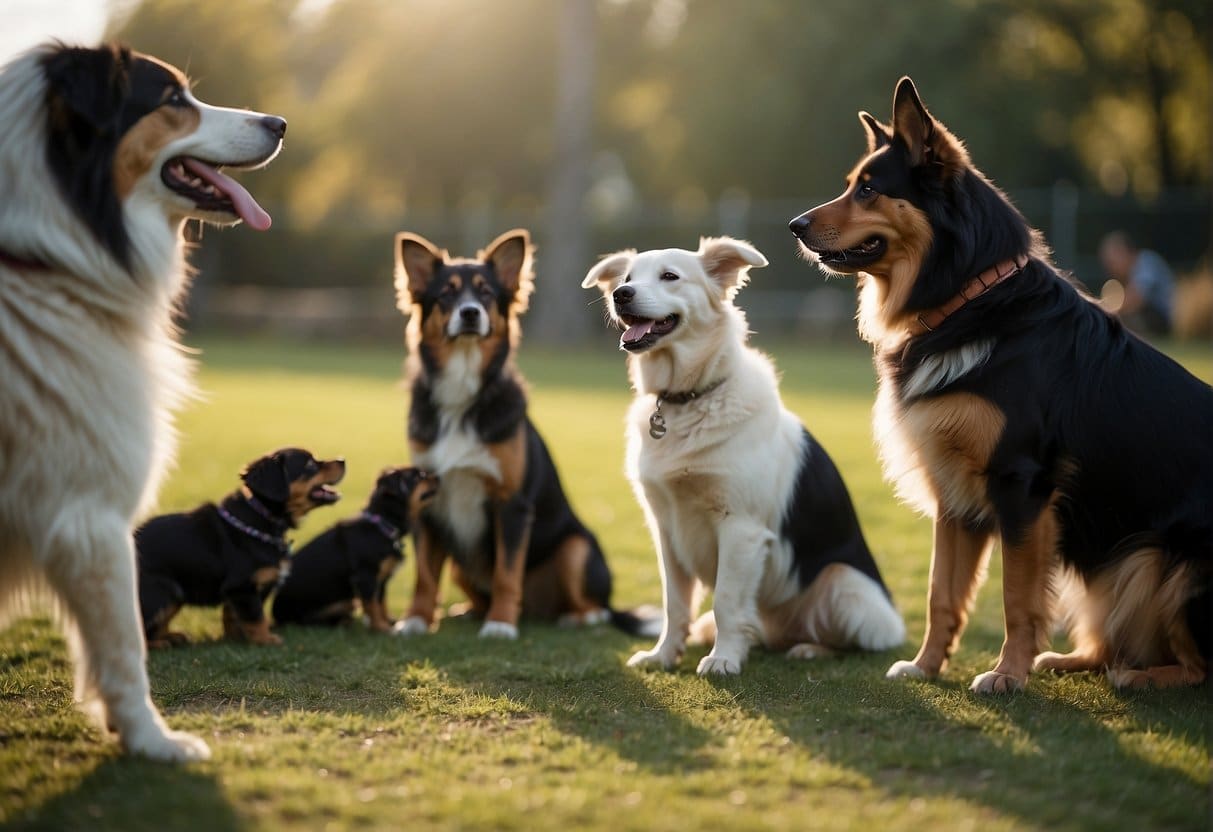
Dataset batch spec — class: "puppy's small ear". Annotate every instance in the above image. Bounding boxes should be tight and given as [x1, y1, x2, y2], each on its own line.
[241, 453, 289, 503]
[859, 111, 890, 153]
[891, 76, 969, 177]
[395, 232, 445, 311]
[698, 237, 767, 297]
[482, 229, 535, 313]
[581, 250, 635, 290]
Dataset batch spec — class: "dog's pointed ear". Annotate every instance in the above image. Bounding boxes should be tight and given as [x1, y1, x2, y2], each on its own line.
[395, 232, 445, 310]
[891, 77, 969, 176]
[582, 250, 635, 290]
[859, 111, 890, 153]
[482, 228, 535, 312]
[698, 237, 767, 297]
[241, 452, 289, 503]
[892, 77, 933, 166]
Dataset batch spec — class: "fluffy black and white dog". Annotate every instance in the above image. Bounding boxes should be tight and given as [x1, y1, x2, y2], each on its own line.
[0, 43, 284, 761]
[582, 238, 904, 675]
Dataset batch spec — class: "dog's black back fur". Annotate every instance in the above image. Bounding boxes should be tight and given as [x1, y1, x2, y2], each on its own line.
[783, 428, 889, 594]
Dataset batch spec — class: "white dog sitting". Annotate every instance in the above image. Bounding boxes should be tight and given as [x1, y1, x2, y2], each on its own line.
[582, 237, 904, 675]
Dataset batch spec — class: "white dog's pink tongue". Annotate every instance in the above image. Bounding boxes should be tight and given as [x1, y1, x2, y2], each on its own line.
[182, 158, 272, 231]
[622, 320, 655, 344]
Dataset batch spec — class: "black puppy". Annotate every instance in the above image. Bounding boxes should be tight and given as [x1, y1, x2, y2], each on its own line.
[272, 467, 439, 631]
[136, 448, 345, 647]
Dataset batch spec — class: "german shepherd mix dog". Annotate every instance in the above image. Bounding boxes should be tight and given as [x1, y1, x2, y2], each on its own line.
[582, 238, 904, 676]
[0, 43, 284, 760]
[394, 229, 657, 640]
[137, 448, 345, 647]
[273, 467, 438, 631]
[789, 78, 1212, 692]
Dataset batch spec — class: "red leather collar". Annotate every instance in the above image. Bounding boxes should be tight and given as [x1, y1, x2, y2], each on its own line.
[0, 247, 52, 272]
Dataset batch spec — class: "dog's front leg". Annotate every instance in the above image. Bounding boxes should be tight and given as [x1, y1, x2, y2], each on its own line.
[396, 524, 447, 636]
[627, 522, 695, 671]
[887, 516, 993, 681]
[480, 498, 533, 639]
[971, 508, 1055, 694]
[696, 519, 771, 676]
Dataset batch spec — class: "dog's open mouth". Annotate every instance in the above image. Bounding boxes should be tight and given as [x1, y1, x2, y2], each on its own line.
[811, 236, 886, 269]
[161, 157, 272, 230]
[619, 313, 679, 352]
[308, 484, 341, 505]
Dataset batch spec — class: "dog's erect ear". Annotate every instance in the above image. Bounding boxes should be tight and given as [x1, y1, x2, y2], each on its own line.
[891, 77, 969, 176]
[481, 229, 535, 312]
[892, 77, 933, 166]
[394, 232, 446, 310]
[859, 111, 890, 153]
[698, 237, 768, 297]
[581, 250, 635, 290]
[241, 453, 289, 503]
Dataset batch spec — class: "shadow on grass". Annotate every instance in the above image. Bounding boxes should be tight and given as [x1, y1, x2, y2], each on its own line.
[719, 649, 1209, 830]
[8, 757, 243, 831]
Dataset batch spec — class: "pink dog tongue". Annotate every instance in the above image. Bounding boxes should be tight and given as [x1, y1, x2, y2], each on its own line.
[182, 158, 272, 230]
[621, 320, 655, 345]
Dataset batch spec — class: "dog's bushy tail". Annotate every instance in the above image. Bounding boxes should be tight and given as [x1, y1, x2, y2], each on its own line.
[610, 604, 663, 639]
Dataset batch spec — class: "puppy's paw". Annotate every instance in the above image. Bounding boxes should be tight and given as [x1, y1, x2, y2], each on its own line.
[786, 643, 835, 661]
[392, 616, 431, 637]
[885, 660, 928, 680]
[123, 725, 212, 763]
[557, 608, 612, 628]
[626, 648, 679, 671]
[258, 633, 284, 647]
[478, 620, 519, 640]
[697, 654, 743, 676]
[970, 670, 1025, 694]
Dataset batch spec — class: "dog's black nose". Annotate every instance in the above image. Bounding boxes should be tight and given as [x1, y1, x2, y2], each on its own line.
[260, 116, 287, 139]
[460, 306, 480, 323]
[613, 285, 635, 306]
[788, 213, 811, 236]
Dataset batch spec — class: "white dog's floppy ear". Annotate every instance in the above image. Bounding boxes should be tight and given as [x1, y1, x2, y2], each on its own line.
[481, 228, 535, 312]
[698, 237, 768, 296]
[395, 232, 446, 310]
[581, 250, 636, 290]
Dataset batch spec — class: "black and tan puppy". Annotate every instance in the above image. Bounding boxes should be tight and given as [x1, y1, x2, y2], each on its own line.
[393, 229, 658, 640]
[272, 467, 439, 631]
[789, 77, 1211, 692]
[136, 448, 345, 647]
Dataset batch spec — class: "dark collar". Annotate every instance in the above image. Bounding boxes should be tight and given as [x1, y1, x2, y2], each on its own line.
[0, 247, 52, 272]
[658, 376, 727, 406]
[909, 254, 1029, 336]
[217, 504, 291, 554]
[360, 511, 404, 552]
[244, 494, 291, 530]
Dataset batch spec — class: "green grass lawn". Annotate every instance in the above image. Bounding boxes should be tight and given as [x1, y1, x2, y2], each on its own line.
[2, 334, 1209, 831]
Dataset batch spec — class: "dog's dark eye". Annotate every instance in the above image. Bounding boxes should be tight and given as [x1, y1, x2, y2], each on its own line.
[165, 88, 188, 108]
[856, 183, 877, 200]
[660, 271, 679, 282]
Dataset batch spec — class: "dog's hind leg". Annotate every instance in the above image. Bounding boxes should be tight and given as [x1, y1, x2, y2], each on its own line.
[46, 512, 210, 762]
[696, 519, 772, 676]
[888, 517, 993, 681]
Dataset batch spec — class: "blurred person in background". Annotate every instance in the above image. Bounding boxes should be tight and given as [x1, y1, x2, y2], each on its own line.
[1098, 231, 1175, 337]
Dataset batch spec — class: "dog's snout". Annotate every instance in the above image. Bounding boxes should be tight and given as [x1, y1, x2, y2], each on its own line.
[259, 115, 287, 140]
[612, 285, 635, 306]
[788, 213, 812, 237]
[459, 306, 481, 323]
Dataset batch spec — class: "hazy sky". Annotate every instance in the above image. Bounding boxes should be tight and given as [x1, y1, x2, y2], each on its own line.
[0, 0, 110, 63]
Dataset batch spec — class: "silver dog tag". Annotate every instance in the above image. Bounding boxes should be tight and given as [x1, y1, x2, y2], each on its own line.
[649, 410, 667, 439]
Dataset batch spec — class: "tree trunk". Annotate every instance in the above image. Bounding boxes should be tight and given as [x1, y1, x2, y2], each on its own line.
[534, 0, 596, 343]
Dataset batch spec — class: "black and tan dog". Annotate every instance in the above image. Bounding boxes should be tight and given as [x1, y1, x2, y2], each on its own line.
[136, 448, 345, 647]
[789, 77, 1211, 692]
[272, 467, 438, 631]
[393, 229, 658, 640]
